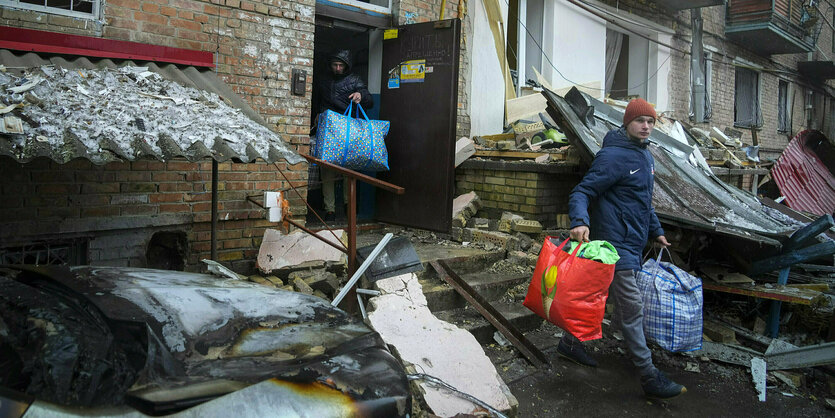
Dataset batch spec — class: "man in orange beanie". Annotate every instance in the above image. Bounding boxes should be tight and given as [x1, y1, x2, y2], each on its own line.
[563, 98, 686, 400]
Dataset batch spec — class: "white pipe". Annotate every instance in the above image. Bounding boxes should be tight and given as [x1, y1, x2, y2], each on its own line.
[331, 232, 394, 307]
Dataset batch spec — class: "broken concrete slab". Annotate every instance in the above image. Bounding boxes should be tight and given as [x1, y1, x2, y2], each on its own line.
[368, 273, 515, 417]
[455, 137, 476, 168]
[452, 191, 481, 229]
[256, 228, 346, 273]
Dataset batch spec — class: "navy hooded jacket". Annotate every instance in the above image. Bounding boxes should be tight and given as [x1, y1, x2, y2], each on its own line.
[314, 49, 373, 115]
[568, 127, 664, 271]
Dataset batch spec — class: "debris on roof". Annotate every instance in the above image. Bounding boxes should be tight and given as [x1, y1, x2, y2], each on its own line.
[0, 64, 302, 165]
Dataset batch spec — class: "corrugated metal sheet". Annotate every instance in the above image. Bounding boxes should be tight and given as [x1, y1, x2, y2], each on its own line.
[0, 49, 303, 165]
[772, 130, 835, 215]
[544, 87, 795, 245]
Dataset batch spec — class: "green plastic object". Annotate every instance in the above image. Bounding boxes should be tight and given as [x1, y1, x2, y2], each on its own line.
[567, 240, 620, 264]
[544, 128, 568, 144]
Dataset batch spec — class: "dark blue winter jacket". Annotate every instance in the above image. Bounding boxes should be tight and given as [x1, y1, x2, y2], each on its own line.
[568, 127, 664, 271]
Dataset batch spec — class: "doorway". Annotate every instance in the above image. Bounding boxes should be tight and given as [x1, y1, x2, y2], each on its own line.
[307, 17, 378, 224]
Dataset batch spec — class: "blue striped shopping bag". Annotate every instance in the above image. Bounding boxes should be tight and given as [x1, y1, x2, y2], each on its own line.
[637, 248, 703, 352]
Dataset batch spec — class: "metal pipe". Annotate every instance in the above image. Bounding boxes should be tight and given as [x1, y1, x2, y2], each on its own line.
[211, 160, 218, 261]
[283, 217, 348, 253]
[332, 232, 393, 307]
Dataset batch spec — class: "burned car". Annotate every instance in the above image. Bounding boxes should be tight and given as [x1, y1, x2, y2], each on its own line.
[0, 265, 410, 417]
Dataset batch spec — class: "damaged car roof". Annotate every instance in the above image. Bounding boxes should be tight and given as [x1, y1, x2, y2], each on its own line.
[543, 87, 796, 246]
[0, 265, 409, 416]
[0, 49, 303, 165]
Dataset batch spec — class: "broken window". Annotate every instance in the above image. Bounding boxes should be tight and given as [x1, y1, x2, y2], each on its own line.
[689, 51, 713, 121]
[0, 240, 88, 265]
[734, 67, 762, 128]
[778, 80, 790, 133]
[0, 0, 98, 18]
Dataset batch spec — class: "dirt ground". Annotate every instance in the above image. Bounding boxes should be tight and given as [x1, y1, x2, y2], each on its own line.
[491, 322, 834, 417]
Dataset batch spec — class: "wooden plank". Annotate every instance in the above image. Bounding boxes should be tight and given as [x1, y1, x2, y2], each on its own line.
[473, 150, 550, 159]
[703, 282, 827, 305]
[506, 93, 547, 124]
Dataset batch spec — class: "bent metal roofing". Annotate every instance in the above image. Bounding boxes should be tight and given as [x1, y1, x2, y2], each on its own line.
[543, 87, 796, 245]
[0, 49, 303, 166]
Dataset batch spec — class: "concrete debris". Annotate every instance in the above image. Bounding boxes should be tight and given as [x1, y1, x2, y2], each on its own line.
[825, 398, 835, 410]
[703, 320, 738, 344]
[751, 357, 767, 402]
[498, 212, 523, 233]
[496, 140, 515, 150]
[469, 217, 490, 229]
[452, 191, 481, 228]
[1, 115, 23, 134]
[511, 219, 543, 234]
[367, 273, 515, 417]
[292, 277, 314, 295]
[202, 259, 246, 280]
[493, 331, 511, 347]
[288, 269, 339, 295]
[455, 136, 475, 167]
[771, 371, 803, 390]
[256, 228, 346, 272]
[684, 362, 701, 373]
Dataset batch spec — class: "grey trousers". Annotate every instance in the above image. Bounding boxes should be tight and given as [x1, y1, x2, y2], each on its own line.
[563, 269, 656, 375]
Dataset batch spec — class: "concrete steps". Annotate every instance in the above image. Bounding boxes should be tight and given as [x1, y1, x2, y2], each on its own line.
[419, 271, 529, 312]
[434, 300, 545, 344]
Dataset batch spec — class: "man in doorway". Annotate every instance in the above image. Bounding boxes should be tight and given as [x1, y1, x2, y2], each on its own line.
[313, 49, 373, 221]
[562, 98, 686, 400]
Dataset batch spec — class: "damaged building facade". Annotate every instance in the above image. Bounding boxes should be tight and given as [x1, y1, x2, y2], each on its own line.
[1, 0, 834, 272]
[0, 0, 491, 271]
[509, 0, 835, 161]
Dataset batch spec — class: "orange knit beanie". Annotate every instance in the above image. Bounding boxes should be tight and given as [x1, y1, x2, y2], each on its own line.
[623, 98, 656, 125]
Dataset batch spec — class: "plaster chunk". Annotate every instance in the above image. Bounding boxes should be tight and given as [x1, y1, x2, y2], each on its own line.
[257, 228, 346, 272]
[368, 273, 512, 417]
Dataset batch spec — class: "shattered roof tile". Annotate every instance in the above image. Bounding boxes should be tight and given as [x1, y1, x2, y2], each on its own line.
[0, 50, 303, 165]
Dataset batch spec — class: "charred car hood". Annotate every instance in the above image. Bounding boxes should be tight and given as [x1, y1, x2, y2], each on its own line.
[0, 265, 409, 416]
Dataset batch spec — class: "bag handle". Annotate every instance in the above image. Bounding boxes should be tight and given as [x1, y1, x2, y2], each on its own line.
[342, 101, 371, 122]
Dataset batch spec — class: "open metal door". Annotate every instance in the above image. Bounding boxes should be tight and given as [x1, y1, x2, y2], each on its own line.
[376, 19, 460, 232]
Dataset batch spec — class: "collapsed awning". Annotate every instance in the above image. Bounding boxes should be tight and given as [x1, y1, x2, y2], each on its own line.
[0, 49, 303, 166]
[543, 87, 796, 246]
[772, 130, 835, 216]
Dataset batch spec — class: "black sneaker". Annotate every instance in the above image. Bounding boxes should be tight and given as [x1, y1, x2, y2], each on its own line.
[641, 369, 687, 399]
[324, 211, 335, 222]
[556, 337, 598, 367]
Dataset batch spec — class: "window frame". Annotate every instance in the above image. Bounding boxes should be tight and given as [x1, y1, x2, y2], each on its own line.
[733, 63, 763, 129]
[0, 0, 100, 20]
[777, 79, 791, 134]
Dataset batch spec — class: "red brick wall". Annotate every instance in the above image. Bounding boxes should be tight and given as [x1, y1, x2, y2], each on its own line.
[0, 1, 313, 271]
[0, 157, 307, 272]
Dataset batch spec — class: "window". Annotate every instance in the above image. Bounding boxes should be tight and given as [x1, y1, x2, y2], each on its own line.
[734, 67, 762, 128]
[690, 51, 713, 121]
[778, 80, 790, 133]
[0, 0, 99, 19]
[1, 240, 88, 265]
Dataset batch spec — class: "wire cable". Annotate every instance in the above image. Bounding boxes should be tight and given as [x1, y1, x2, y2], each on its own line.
[503, 0, 677, 93]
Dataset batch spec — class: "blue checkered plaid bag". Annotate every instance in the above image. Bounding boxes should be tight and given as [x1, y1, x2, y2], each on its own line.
[637, 248, 703, 352]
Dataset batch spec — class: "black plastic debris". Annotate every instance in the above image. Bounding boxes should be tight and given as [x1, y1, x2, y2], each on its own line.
[357, 237, 424, 282]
